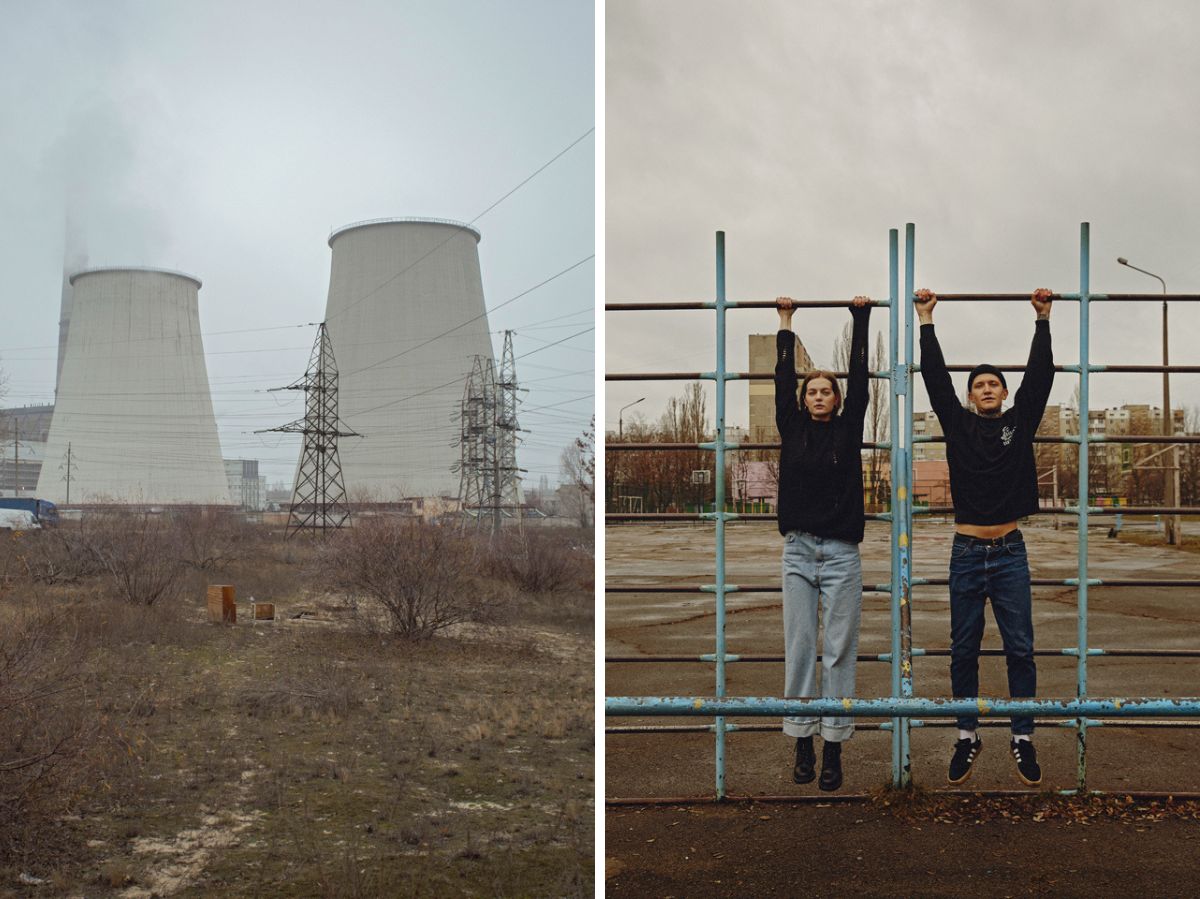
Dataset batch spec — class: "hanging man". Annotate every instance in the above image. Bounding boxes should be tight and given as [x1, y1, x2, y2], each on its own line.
[915, 286, 1055, 786]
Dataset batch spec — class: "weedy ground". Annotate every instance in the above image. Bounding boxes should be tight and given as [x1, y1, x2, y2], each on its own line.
[0, 525, 593, 898]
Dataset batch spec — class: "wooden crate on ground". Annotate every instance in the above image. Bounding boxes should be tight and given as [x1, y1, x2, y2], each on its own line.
[252, 602, 275, 621]
[207, 585, 236, 624]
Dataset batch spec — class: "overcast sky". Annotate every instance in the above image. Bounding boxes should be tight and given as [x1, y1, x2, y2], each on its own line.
[0, 0, 594, 488]
[605, 1, 1200, 437]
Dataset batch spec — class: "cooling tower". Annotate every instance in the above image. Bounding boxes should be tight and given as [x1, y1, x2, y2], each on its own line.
[37, 267, 232, 505]
[323, 218, 494, 499]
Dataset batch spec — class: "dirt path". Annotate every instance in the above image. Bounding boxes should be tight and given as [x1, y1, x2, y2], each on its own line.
[607, 798, 1200, 897]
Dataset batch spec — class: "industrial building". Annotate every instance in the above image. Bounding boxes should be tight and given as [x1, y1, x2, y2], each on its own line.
[322, 218, 496, 500]
[224, 459, 267, 511]
[0, 404, 54, 497]
[36, 267, 232, 505]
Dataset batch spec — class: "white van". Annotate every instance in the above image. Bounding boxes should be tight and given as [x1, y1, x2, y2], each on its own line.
[0, 509, 40, 531]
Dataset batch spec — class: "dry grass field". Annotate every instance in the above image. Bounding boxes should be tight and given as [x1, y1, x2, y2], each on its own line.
[0, 514, 593, 898]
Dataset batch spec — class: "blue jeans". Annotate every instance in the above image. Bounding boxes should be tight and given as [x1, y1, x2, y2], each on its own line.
[948, 530, 1036, 736]
[781, 531, 863, 742]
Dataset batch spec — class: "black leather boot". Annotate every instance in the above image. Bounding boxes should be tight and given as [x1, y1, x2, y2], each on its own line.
[819, 739, 843, 791]
[792, 736, 816, 784]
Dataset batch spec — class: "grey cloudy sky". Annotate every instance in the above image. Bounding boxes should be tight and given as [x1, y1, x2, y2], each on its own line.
[0, 0, 594, 487]
[605, 0, 1200, 435]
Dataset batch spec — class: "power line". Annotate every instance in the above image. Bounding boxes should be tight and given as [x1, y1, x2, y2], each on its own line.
[326, 126, 594, 325]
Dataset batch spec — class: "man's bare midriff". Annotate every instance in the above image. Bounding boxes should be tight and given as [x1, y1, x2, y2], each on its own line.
[956, 521, 1018, 539]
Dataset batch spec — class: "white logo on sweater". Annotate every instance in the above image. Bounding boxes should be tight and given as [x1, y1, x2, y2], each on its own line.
[1001, 425, 1015, 446]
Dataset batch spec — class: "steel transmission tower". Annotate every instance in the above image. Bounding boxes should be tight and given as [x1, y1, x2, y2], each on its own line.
[495, 331, 524, 530]
[455, 355, 499, 530]
[454, 333, 525, 533]
[260, 323, 360, 537]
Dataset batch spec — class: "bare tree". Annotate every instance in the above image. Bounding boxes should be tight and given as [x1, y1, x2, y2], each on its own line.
[1181, 406, 1200, 505]
[82, 512, 189, 607]
[560, 416, 595, 527]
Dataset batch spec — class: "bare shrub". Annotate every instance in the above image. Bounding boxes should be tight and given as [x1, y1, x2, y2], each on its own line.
[0, 608, 95, 857]
[9, 524, 108, 586]
[485, 528, 594, 594]
[173, 507, 255, 571]
[80, 512, 188, 606]
[316, 519, 494, 639]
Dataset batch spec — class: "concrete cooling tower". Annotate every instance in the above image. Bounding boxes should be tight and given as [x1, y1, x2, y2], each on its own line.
[323, 218, 494, 499]
[37, 267, 232, 505]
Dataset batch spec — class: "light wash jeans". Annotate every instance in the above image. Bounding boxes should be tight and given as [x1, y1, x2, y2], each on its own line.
[782, 530, 863, 742]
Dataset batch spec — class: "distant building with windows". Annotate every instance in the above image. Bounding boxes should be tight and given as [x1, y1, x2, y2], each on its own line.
[0, 404, 54, 497]
[224, 459, 267, 511]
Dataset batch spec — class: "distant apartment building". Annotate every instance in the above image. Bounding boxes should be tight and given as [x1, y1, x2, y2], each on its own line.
[747, 333, 816, 455]
[911, 410, 946, 461]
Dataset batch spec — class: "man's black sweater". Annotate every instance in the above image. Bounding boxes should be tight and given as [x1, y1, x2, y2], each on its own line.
[774, 305, 870, 542]
[919, 320, 1054, 525]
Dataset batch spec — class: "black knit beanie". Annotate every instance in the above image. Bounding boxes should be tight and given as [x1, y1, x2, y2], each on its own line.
[968, 364, 1007, 391]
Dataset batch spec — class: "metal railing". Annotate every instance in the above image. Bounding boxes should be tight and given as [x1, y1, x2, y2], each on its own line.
[604, 222, 1200, 799]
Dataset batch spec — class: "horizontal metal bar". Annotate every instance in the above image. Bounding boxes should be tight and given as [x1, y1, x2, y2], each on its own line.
[606, 301, 716, 311]
[915, 363, 1200, 374]
[605, 299, 891, 311]
[604, 789, 1200, 807]
[606, 370, 891, 382]
[1090, 364, 1200, 374]
[606, 722, 892, 734]
[914, 434, 1200, 445]
[605, 718, 1200, 735]
[605, 295, 1200, 311]
[607, 435, 1200, 451]
[608, 507, 1200, 521]
[605, 579, 1200, 593]
[606, 441, 888, 451]
[606, 696, 1200, 718]
[608, 363, 1200, 382]
[606, 648, 1200, 664]
[915, 505, 1200, 516]
[929, 292, 1200, 303]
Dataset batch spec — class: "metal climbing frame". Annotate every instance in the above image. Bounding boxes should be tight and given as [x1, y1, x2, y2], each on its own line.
[605, 223, 1200, 799]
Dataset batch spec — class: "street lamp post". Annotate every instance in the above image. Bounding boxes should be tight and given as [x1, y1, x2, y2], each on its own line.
[618, 397, 645, 441]
[1117, 257, 1179, 544]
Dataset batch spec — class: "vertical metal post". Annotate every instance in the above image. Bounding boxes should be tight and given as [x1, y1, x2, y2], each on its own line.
[887, 229, 904, 785]
[1077, 222, 1091, 789]
[899, 223, 916, 782]
[713, 231, 728, 799]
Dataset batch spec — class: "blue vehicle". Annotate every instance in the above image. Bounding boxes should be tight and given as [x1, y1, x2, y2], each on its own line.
[0, 497, 59, 526]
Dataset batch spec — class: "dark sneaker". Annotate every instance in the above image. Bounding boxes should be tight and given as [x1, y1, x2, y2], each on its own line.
[792, 736, 816, 784]
[818, 740, 843, 792]
[948, 736, 983, 785]
[1010, 739, 1042, 786]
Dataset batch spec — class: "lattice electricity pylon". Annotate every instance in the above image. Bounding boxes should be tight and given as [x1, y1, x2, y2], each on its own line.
[258, 323, 360, 537]
[495, 331, 525, 530]
[453, 355, 499, 531]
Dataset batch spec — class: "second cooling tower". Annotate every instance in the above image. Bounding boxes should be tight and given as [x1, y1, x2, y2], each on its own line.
[323, 218, 494, 499]
[37, 267, 232, 505]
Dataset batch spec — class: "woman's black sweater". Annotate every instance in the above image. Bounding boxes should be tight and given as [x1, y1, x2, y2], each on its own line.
[774, 305, 870, 542]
